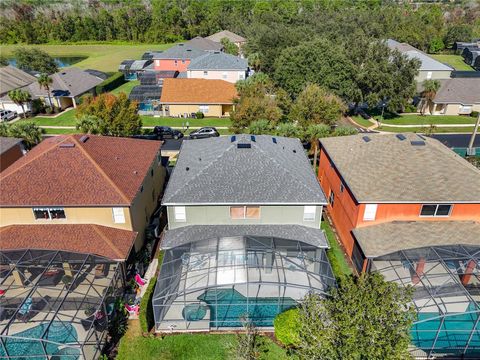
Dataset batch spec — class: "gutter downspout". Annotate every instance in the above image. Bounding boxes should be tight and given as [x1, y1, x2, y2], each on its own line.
[467, 112, 480, 156]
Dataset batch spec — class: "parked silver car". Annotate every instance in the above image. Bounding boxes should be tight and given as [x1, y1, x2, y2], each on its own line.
[0, 110, 17, 122]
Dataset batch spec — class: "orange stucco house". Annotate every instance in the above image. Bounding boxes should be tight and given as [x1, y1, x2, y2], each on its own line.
[317, 133, 480, 273]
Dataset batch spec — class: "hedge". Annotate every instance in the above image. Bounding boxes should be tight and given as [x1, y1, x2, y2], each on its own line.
[95, 72, 126, 94]
[273, 308, 301, 347]
[139, 250, 164, 333]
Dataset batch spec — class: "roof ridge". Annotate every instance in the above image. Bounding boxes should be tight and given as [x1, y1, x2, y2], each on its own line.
[91, 224, 124, 259]
[0, 136, 70, 182]
[70, 136, 131, 204]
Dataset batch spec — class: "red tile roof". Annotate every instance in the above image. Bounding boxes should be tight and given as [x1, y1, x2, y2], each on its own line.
[0, 224, 137, 260]
[0, 135, 161, 206]
[160, 78, 237, 104]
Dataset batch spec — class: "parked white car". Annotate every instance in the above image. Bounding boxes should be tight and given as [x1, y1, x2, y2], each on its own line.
[0, 110, 17, 122]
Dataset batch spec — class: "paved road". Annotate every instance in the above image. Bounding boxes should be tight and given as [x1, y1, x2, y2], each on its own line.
[429, 133, 479, 148]
[161, 138, 184, 151]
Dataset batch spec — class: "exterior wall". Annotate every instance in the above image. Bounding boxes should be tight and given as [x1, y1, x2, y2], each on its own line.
[0, 206, 133, 230]
[0, 100, 31, 114]
[166, 205, 323, 230]
[187, 70, 246, 83]
[317, 147, 480, 258]
[129, 156, 166, 250]
[432, 103, 480, 116]
[166, 104, 224, 117]
[154, 59, 190, 72]
[415, 70, 452, 83]
[0, 144, 23, 172]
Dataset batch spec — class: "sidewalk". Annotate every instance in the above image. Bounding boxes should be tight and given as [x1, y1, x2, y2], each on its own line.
[39, 125, 230, 130]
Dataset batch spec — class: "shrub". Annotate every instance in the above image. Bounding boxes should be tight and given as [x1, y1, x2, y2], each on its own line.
[195, 111, 205, 119]
[470, 111, 479, 118]
[95, 72, 126, 94]
[45, 107, 53, 115]
[403, 104, 418, 113]
[139, 250, 164, 333]
[273, 308, 301, 347]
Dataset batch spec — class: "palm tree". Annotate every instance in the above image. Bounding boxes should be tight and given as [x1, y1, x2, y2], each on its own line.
[8, 89, 32, 119]
[38, 73, 53, 109]
[304, 124, 331, 170]
[420, 79, 441, 115]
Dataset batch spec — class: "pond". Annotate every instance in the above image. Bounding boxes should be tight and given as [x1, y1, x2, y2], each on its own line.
[8, 56, 87, 68]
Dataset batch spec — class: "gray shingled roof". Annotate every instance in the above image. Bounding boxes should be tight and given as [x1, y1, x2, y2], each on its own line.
[433, 78, 480, 104]
[185, 36, 224, 51]
[163, 135, 327, 205]
[0, 66, 37, 95]
[0, 137, 23, 155]
[353, 221, 480, 257]
[206, 30, 246, 44]
[161, 224, 328, 249]
[386, 39, 453, 71]
[151, 44, 206, 60]
[188, 52, 248, 71]
[319, 133, 480, 203]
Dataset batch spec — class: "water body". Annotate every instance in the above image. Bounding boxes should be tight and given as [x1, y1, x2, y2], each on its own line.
[8, 56, 86, 68]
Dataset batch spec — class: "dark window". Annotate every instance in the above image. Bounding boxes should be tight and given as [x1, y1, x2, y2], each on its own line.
[49, 209, 66, 219]
[329, 191, 335, 207]
[33, 208, 65, 220]
[140, 185, 144, 193]
[420, 205, 437, 216]
[151, 168, 154, 177]
[436, 205, 452, 216]
[33, 208, 50, 220]
[420, 204, 452, 217]
[340, 183, 344, 193]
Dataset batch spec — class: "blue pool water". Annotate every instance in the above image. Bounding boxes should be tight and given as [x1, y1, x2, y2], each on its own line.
[411, 302, 480, 355]
[0, 321, 79, 359]
[197, 289, 297, 328]
[8, 57, 86, 68]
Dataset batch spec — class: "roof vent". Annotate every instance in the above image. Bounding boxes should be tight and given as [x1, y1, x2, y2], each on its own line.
[186, 49, 191, 52]
[293, 149, 297, 153]
[133, 170, 138, 174]
[362, 136, 371, 143]
[411, 140, 426, 146]
[59, 143, 75, 148]
[250, 135, 256, 142]
[79, 135, 89, 143]
[237, 143, 251, 149]
[230, 135, 236, 142]
[396, 134, 406, 141]
[179, 44, 184, 47]
[186, 167, 190, 171]
[272, 137, 277, 144]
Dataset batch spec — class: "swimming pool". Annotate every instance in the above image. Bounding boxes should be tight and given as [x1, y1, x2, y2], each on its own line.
[197, 289, 297, 328]
[0, 321, 79, 359]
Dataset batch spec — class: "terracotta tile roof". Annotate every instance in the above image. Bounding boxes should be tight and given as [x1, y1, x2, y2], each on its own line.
[0, 135, 161, 206]
[0, 224, 137, 260]
[160, 79, 237, 104]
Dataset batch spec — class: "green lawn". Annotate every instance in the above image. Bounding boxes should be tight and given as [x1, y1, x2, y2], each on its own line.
[382, 114, 477, 125]
[322, 219, 352, 278]
[111, 80, 140, 96]
[117, 320, 288, 360]
[351, 116, 374, 128]
[377, 125, 475, 134]
[140, 116, 231, 128]
[1, 43, 173, 73]
[32, 109, 77, 126]
[42, 128, 80, 135]
[430, 54, 473, 71]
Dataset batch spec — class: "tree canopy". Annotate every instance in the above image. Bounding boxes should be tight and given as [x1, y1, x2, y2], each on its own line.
[13, 48, 58, 74]
[0, 121, 44, 150]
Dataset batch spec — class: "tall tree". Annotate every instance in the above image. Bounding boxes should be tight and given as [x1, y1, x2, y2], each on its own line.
[0, 121, 43, 150]
[0, 55, 9, 66]
[13, 48, 58, 74]
[8, 89, 32, 118]
[297, 273, 415, 360]
[221, 37, 239, 56]
[37, 73, 53, 109]
[420, 79, 441, 115]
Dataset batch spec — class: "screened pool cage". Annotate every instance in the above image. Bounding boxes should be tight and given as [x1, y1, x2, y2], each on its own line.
[0, 249, 124, 360]
[371, 245, 480, 358]
[152, 236, 336, 332]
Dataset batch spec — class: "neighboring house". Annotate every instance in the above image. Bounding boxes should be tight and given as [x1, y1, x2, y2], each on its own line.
[317, 133, 480, 357]
[152, 44, 206, 72]
[184, 36, 224, 52]
[206, 30, 246, 49]
[152, 134, 334, 331]
[428, 78, 480, 115]
[27, 67, 104, 109]
[187, 51, 248, 83]
[0, 65, 36, 114]
[119, 59, 153, 80]
[0, 137, 24, 172]
[160, 78, 237, 117]
[0, 134, 166, 251]
[387, 39, 453, 82]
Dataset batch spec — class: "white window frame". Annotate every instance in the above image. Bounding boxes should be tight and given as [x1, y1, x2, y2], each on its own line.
[229, 206, 261, 219]
[363, 204, 378, 221]
[239, 72, 245, 80]
[33, 207, 66, 220]
[199, 105, 209, 114]
[222, 71, 228, 79]
[303, 206, 316, 221]
[174, 206, 186, 222]
[203, 71, 208, 76]
[426, 71, 432, 79]
[112, 207, 126, 223]
[419, 204, 453, 218]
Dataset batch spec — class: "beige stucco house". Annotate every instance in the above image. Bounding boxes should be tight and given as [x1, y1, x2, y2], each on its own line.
[429, 78, 480, 115]
[187, 51, 248, 83]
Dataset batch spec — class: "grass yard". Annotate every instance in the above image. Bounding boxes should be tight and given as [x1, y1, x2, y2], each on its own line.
[1, 43, 173, 73]
[430, 54, 473, 71]
[381, 114, 477, 125]
[42, 128, 80, 135]
[350, 116, 374, 128]
[322, 219, 352, 278]
[111, 80, 140, 96]
[116, 320, 289, 360]
[32, 109, 77, 126]
[140, 116, 231, 128]
[377, 125, 475, 134]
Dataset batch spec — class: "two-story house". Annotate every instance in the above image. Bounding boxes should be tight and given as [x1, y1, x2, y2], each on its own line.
[151, 44, 206, 73]
[187, 51, 248, 83]
[151, 135, 336, 332]
[317, 133, 480, 358]
[0, 134, 166, 252]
